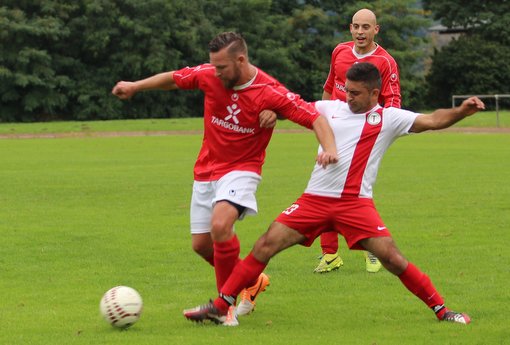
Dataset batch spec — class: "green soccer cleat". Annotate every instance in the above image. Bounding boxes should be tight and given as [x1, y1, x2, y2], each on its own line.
[314, 253, 344, 273]
[365, 251, 382, 273]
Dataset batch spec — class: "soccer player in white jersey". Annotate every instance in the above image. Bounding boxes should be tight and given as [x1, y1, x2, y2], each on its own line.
[112, 32, 338, 319]
[183, 62, 484, 326]
[318, 8, 401, 274]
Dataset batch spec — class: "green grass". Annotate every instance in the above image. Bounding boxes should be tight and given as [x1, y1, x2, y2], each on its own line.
[0, 110, 509, 135]
[0, 121, 509, 345]
[0, 117, 305, 135]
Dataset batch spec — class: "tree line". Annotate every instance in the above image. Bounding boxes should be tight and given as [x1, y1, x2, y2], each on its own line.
[1, 0, 508, 122]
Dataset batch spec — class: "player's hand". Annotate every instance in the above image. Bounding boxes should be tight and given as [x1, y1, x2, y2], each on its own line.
[112, 81, 137, 100]
[259, 109, 278, 128]
[316, 151, 338, 168]
[460, 96, 485, 116]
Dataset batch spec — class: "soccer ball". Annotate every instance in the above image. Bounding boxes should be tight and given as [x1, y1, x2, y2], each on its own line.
[100, 286, 143, 329]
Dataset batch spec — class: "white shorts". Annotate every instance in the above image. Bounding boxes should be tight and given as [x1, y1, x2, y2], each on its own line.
[190, 171, 262, 234]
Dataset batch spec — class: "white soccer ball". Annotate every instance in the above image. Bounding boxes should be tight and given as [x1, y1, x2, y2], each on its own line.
[100, 286, 143, 329]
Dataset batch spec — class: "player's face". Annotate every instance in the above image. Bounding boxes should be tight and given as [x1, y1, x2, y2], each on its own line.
[350, 17, 379, 54]
[210, 48, 242, 89]
[345, 80, 375, 114]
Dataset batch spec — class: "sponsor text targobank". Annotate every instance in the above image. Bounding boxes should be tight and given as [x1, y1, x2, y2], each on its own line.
[211, 116, 255, 134]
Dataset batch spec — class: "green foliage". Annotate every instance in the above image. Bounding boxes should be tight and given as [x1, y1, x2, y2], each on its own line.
[0, 3, 74, 121]
[427, 35, 510, 107]
[423, 0, 505, 29]
[1, 0, 435, 121]
[424, 0, 510, 107]
[0, 0, 213, 121]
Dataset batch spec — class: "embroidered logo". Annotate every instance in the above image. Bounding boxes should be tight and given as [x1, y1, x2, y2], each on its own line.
[366, 112, 381, 126]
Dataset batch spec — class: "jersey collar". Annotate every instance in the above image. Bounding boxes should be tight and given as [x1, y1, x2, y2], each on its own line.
[352, 43, 379, 59]
[233, 69, 258, 91]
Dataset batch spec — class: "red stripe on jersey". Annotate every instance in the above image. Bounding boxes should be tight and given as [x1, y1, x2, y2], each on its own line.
[341, 108, 383, 197]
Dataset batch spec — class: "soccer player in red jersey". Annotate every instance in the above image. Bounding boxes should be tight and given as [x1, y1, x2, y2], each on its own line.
[317, 8, 402, 273]
[112, 32, 338, 317]
[183, 62, 483, 326]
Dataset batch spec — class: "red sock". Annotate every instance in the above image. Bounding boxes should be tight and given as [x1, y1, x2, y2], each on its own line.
[398, 262, 446, 318]
[320, 231, 339, 254]
[213, 235, 240, 292]
[214, 252, 267, 312]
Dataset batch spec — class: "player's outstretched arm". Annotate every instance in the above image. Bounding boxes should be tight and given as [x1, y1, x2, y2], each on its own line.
[410, 96, 485, 133]
[112, 71, 177, 100]
[312, 116, 338, 168]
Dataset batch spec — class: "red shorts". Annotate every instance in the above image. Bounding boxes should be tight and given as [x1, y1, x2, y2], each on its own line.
[275, 193, 391, 250]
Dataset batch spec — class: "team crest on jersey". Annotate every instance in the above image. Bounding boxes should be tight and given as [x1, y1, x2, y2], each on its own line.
[231, 93, 239, 102]
[366, 112, 381, 125]
[286, 92, 296, 101]
[390, 73, 398, 82]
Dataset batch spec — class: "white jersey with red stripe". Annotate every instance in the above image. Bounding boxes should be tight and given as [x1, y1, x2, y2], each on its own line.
[173, 64, 320, 181]
[305, 100, 419, 199]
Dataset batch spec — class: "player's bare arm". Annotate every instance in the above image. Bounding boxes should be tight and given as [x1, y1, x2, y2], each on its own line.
[312, 116, 338, 168]
[410, 96, 485, 133]
[112, 71, 177, 99]
[322, 90, 332, 100]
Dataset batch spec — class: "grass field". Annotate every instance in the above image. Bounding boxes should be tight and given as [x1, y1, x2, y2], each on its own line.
[0, 110, 509, 136]
[1, 119, 509, 345]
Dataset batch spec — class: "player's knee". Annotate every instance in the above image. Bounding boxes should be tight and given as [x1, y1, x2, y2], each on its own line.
[381, 251, 407, 274]
[210, 216, 232, 232]
[252, 235, 277, 263]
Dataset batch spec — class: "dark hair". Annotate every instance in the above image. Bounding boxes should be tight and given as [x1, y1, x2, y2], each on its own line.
[208, 32, 248, 57]
[346, 62, 382, 91]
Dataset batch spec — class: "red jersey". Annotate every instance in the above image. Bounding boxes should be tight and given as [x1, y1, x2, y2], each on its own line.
[173, 64, 320, 181]
[323, 41, 401, 108]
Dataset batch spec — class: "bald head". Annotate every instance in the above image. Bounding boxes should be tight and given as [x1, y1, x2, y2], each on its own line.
[350, 8, 379, 54]
[352, 9, 377, 26]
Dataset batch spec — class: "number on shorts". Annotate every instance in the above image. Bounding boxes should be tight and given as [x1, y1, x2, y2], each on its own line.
[283, 203, 299, 215]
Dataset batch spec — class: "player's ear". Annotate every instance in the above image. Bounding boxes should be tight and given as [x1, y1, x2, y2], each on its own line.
[237, 54, 247, 64]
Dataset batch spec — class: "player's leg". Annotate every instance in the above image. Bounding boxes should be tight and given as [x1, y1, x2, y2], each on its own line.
[223, 221, 305, 301]
[189, 178, 243, 291]
[184, 221, 305, 324]
[211, 171, 270, 307]
[360, 236, 470, 324]
[190, 180, 215, 265]
[314, 232, 343, 273]
[222, 221, 306, 311]
[191, 233, 214, 266]
[210, 200, 242, 292]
